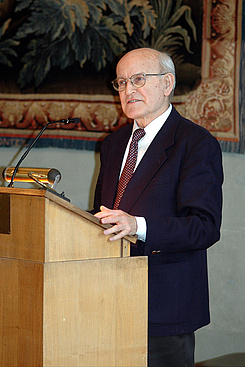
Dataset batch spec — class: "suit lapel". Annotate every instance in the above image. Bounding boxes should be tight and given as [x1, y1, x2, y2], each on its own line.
[118, 108, 180, 212]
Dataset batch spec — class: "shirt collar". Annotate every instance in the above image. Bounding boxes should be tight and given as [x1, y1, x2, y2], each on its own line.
[133, 104, 172, 139]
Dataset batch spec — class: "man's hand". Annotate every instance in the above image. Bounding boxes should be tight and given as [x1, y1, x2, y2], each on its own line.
[94, 205, 137, 241]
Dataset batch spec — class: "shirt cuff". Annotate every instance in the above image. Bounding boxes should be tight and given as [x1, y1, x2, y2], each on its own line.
[135, 216, 147, 242]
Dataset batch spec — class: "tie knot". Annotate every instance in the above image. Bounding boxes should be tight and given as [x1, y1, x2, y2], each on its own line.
[132, 128, 145, 143]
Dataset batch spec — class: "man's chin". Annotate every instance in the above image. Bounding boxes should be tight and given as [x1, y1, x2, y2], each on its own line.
[123, 106, 144, 120]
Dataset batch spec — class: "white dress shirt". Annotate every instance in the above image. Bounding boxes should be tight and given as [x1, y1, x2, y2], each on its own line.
[119, 104, 172, 241]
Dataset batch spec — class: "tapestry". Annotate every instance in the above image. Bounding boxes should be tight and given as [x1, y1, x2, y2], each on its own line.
[0, 0, 244, 152]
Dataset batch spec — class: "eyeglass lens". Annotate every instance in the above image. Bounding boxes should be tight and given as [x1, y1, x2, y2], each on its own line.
[113, 74, 146, 91]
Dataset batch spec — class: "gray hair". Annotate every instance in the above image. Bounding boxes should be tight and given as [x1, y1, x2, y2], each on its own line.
[158, 52, 176, 96]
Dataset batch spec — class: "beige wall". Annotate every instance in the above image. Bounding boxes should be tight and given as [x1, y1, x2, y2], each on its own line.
[195, 152, 245, 361]
[0, 146, 245, 362]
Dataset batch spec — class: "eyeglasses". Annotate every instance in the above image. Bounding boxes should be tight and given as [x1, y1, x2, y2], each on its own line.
[112, 73, 166, 92]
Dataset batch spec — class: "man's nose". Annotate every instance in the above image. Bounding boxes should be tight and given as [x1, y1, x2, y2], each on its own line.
[125, 80, 136, 94]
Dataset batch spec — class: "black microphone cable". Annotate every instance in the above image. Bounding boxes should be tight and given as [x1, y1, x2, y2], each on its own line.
[7, 117, 80, 187]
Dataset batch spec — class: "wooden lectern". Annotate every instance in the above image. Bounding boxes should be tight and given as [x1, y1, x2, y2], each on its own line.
[0, 187, 148, 367]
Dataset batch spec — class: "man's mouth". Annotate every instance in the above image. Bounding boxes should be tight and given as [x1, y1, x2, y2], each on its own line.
[127, 99, 140, 104]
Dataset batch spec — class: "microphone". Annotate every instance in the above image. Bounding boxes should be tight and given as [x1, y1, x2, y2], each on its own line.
[6, 117, 80, 188]
[58, 118, 80, 125]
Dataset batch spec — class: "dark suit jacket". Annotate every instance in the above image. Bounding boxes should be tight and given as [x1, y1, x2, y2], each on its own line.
[93, 106, 223, 337]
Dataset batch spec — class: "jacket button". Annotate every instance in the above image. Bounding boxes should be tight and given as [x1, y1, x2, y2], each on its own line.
[151, 250, 161, 255]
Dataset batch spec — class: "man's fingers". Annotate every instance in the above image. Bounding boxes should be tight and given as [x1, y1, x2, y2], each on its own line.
[94, 207, 137, 241]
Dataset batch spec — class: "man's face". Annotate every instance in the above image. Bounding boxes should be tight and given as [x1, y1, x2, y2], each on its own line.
[116, 49, 171, 128]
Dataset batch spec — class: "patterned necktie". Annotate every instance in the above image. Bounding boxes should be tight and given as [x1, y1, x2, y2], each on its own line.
[113, 128, 145, 210]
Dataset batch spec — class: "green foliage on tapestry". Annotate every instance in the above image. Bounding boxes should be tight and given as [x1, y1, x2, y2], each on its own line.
[0, 19, 19, 67]
[142, 0, 197, 67]
[0, 0, 197, 89]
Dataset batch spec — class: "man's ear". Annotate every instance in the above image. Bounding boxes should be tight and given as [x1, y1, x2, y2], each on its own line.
[164, 73, 175, 96]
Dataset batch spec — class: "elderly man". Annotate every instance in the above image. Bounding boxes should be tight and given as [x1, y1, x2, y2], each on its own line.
[93, 48, 223, 366]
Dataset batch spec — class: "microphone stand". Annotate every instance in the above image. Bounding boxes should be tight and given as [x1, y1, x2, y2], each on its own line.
[7, 118, 79, 202]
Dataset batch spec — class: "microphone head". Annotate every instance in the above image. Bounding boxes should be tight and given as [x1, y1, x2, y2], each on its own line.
[71, 117, 80, 124]
[62, 117, 80, 124]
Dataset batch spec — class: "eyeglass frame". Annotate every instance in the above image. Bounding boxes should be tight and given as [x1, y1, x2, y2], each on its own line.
[112, 72, 167, 92]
